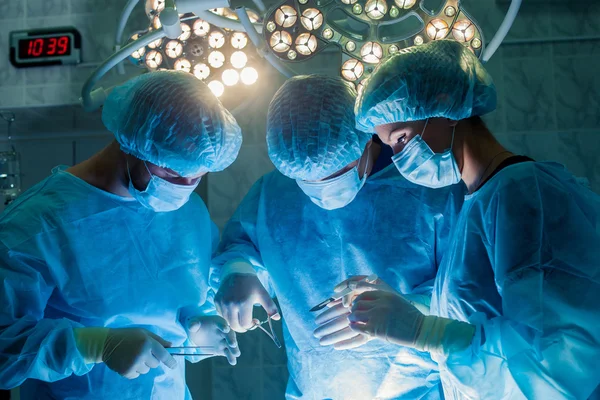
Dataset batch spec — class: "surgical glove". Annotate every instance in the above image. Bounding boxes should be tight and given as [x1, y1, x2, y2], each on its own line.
[186, 315, 241, 365]
[348, 291, 475, 355]
[215, 272, 280, 333]
[74, 327, 177, 379]
[334, 275, 395, 307]
[349, 280, 432, 315]
[313, 300, 374, 350]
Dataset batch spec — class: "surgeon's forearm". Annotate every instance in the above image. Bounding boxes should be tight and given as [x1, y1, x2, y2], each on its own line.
[415, 316, 476, 356]
[0, 318, 92, 389]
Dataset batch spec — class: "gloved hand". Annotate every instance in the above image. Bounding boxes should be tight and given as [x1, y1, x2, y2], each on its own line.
[313, 299, 375, 350]
[215, 272, 280, 333]
[186, 315, 241, 365]
[74, 327, 177, 379]
[348, 291, 476, 355]
[333, 275, 395, 307]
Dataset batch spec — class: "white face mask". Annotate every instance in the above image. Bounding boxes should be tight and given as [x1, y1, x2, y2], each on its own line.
[128, 161, 200, 212]
[296, 151, 370, 210]
[392, 119, 461, 189]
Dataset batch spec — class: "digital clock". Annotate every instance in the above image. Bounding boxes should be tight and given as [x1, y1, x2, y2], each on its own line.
[9, 27, 82, 68]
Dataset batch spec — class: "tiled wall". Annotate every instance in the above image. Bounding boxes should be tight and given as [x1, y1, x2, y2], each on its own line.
[0, 0, 146, 107]
[1, 0, 599, 399]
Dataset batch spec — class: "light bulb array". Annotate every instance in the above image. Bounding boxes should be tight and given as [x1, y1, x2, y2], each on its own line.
[128, 3, 261, 98]
[262, 0, 483, 90]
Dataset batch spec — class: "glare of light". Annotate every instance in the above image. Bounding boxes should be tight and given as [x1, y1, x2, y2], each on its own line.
[270, 31, 293, 52]
[0, 174, 7, 179]
[174, 58, 192, 72]
[145, 50, 163, 69]
[209, 31, 226, 48]
[241, 67, 258, 85]
[178, 23, 192, 41]
[248, 10, 260, 23]
[148, 37, 163, 49]
[341, 0, 358, 4]
[452, 20, 476, 42]
[165, 40, 183, 58]
[472, 38, 482, 49]
[146, 0, 165, 14]
[365, 0, 388, 20]
[194, 63, 211, 80]
[426, 19, 450, 40]
[193, 19, 211, 37]
[346, 41, 356, 52]
[389, 44, 399, 54]
[301, 8, 324, 31]
[131, 45, 146, 59]
[295, 33, 318, 56]
[288, 50, 297, 60]
[360, 42, 383, 64]
[352, 4, 363, 14]
[231, 32, 248, 49]
[222, 8, 239, 20]
[341, 59, 364, 81]
[357, 81, 365, 96]
[414, 35, 423, 45]
[211, 8, 225, 15]
[275, 5, 297, 28]
[323, 28, 334, 39]
[153, 15, 162, 29]
[394, 0, 415, 8]
[230, 51, 248, 68]
[222, 69, 240, 86]
[389, 5, 399, 18]
[267, 21, 277, 32]
[445, 6, 456, 17]
[208, 80, 225, 97]
[208, 51, 225, 68]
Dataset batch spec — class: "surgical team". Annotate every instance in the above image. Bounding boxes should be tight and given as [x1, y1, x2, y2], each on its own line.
[0, 39, 599, 399]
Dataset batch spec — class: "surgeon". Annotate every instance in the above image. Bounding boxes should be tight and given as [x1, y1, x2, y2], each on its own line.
[212, 75, 465, 399]
[0, 71, 243, 399]
[351, 39, 600, 399]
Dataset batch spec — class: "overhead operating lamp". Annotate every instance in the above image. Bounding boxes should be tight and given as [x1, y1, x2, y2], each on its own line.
[126, 1, 262, 99]
[80, 0, 521, 111]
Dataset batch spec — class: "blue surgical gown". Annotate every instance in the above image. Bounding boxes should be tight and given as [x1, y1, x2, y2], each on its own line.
[212, 165, 465, 399]
[0, 166, 218, 400]
[430, 161, 600, 399]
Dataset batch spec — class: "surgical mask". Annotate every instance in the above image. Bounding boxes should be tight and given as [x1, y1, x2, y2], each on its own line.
[127, 161, 200, 212]
[297, 149, 370, 210]
[392, 120, 461, 189]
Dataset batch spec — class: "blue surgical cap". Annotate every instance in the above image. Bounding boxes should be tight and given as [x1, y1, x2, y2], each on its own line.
[267, 75, 371, 181]
[356, 40, 497, 133]
[103, 71, 242, 176]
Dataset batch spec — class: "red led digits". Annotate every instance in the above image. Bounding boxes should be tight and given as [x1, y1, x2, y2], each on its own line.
[57, 36, 69, 55]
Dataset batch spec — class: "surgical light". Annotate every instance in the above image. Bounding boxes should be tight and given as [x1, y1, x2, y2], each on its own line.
[145, 0, 165, 15]
[426, 19, 450, 40]
[360, 42, 383, 64]
[208, 80, 225, 97]
[231, 32, 248, 49]
[193, 19, 210, 37]
[341, 59, 364, 81]
[394, 0, 415, 8]
[270, 31, 293, 52]
[174, 58, 191, 72]
[145, 50, 163, 69]
[148, 37, 163, 49]
[230, 51, 248, 69]
[295, 33, 317, 56]
[275, 5, 297, 28]
[193, 63, 210, 80]
[222, 69, 240, 86]
[452, 20, 476, 42]
[241, 67, 258, 85]
[365, 0, 388, 20]
[208, 50, 225, 68]
[165, 40, 183, 58]
[178, 23, 191, 41]
[209, 31, 225, 49]
[301, 9, 323, 31]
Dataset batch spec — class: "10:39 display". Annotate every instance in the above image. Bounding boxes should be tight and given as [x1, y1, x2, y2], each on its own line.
[19, 36, 71, 59]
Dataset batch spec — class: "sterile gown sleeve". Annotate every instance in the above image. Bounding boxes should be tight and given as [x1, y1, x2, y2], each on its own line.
[210, 177, 275, 297]
[0, 242, 91, 389]
[438, 171, 600, 399]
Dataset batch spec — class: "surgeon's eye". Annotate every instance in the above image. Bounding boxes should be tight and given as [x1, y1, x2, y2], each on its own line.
[395, 134, 407, 144]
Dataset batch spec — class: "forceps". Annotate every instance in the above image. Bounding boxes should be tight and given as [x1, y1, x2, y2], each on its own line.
[167, 346, 216, 356]
[248, 316, 282, 348]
